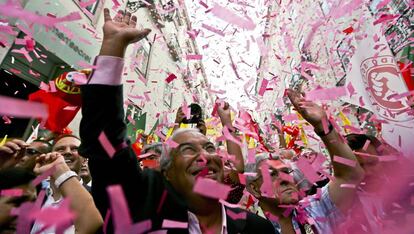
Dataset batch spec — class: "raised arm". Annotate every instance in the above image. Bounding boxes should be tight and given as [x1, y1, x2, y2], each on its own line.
[78, 8, 151, 222]
[287, 89, 364, 213]
[34, 153, 103, 233]
[217, 101, 244, 173]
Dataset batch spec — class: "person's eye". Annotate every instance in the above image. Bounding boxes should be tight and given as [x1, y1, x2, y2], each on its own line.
[205, 145, 216, 153]
[270, 171, 278, 177]
[181, 147, 197, 155]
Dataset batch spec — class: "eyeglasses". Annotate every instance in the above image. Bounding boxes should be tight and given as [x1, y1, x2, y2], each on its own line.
[25, 148, 42, 156]
[176, 142, 217, 157]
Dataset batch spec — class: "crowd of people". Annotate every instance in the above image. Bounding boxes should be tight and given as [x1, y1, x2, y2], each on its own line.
[1, 9, 413, 234]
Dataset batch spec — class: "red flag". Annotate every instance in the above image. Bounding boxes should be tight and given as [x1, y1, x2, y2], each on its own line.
[28, 70, 90, 133]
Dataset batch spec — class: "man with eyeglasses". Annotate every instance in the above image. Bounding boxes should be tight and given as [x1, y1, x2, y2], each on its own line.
[0, 139, 51, 171]
[245, 90, 365, 234]
[16, 139, 52, 171]
[78, 9, 276, 233]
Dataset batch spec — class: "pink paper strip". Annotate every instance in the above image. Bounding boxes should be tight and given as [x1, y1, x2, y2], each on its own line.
[0, 95, 48, 119]
[106, 185, 132, 231]
[99, 131, 116, 158]
[333, 156, 357, 167]
[193, 178, 231, 200]
[260, 163, 275, 198]
[165, 73, 177, 83]
[186, 54, 203, 60]
[258, 79, 269, 96]
[210, 3, 255, 30]
[162, 220, 188, 229]
[0, 188, 23, 196]
[201, 23, 225, 37]
[226, 209, 247, 220]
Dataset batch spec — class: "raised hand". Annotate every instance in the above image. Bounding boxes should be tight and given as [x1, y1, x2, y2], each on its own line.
[0, 139, 29, 169]
[175, 107, 186, 124]
[34, 152, 68, 178]
[217, 101, 232, 125]
[286, 89, 327, 132]
[100, 8, 151, 57]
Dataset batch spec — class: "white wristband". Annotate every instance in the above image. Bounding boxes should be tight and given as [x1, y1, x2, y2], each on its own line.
[54, 171, 78, 188]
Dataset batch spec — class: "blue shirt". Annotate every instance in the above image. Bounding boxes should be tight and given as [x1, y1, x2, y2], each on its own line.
[272, 185, 344, 234]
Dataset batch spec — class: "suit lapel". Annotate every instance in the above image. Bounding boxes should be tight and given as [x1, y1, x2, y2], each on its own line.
[225, 207, 247, 233]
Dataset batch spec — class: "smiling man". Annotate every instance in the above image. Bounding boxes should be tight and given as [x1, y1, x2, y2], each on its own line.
[78, 9, 276, 233]
[245, 90, 365, 234]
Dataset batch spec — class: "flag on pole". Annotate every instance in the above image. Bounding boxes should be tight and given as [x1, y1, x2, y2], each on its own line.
[343, 8, 414, 157]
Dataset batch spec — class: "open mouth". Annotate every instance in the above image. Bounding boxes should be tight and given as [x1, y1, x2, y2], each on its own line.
[190, 166, 218, 179]
[64, 156, 75, 164]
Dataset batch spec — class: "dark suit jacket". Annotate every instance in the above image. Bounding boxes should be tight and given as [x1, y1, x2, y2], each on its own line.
[79, 84, 277, 234]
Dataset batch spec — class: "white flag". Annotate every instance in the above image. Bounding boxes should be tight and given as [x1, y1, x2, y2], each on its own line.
[343, 9, 414, 157]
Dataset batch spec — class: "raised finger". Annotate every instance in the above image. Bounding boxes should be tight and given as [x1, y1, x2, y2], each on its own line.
[103, 8, 112, 22]
[114, 10, 123, 22]
[123, 11, 131, 24]
[130, 15, 137, 28]
[5, 141, 21, 152]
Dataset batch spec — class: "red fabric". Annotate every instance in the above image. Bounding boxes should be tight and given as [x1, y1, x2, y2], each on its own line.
[28, 71, 86, 133]
[28, 90, 80, 133]
[398, 62, 414, 91]
[343, 26, 354, 35]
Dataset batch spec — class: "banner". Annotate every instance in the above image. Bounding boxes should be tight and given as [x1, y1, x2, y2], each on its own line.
[344, 9, 414, 157]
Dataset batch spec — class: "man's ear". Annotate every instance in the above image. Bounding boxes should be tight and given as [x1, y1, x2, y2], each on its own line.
[247, 182, 261, 199]
[163, 167, 174, 181]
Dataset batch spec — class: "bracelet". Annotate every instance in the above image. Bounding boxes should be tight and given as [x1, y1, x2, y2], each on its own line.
[315, 122, 334, 137]
[54, 171, 78, 188]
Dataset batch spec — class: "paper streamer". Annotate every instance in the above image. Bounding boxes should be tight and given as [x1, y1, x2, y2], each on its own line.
[0, 95, 48, 119]
[99, 131, 116, 158]
[193, 178, 231, 200]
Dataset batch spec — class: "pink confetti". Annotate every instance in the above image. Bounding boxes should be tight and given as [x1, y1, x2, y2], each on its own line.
[340, 184, 357, 189]
[186, 54, 203, 60]
[305, 87, 347, 101]
[201, 23, 225, 37]
[165, 73, 177, 83]
[106, 185, 133, 232]
[0, 95, 48, 119]
[193, 178, 231, 200]
[79, 0, 97, 8]
[49, 81, 56, 93]
[260, 163, 275, 198]
[258, 79, 269, 96]
[227, 209, 247, 220]
[210, 3, 255, 30]
[99, 131, 116, 158]
[222, 126, 242, 146]
[1, 188, 23, 196]
[333, 156, 357, 167]
[295, 157, 320, 184]
[162, 220, 188, 229]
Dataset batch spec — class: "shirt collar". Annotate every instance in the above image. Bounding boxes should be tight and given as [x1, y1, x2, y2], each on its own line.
[187, 203, 227, 234]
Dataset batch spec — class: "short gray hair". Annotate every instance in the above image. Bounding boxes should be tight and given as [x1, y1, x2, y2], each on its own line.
[245, 153, 270, 186]
[142, 142, 163, 155]
[159, 128, 202, 172]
